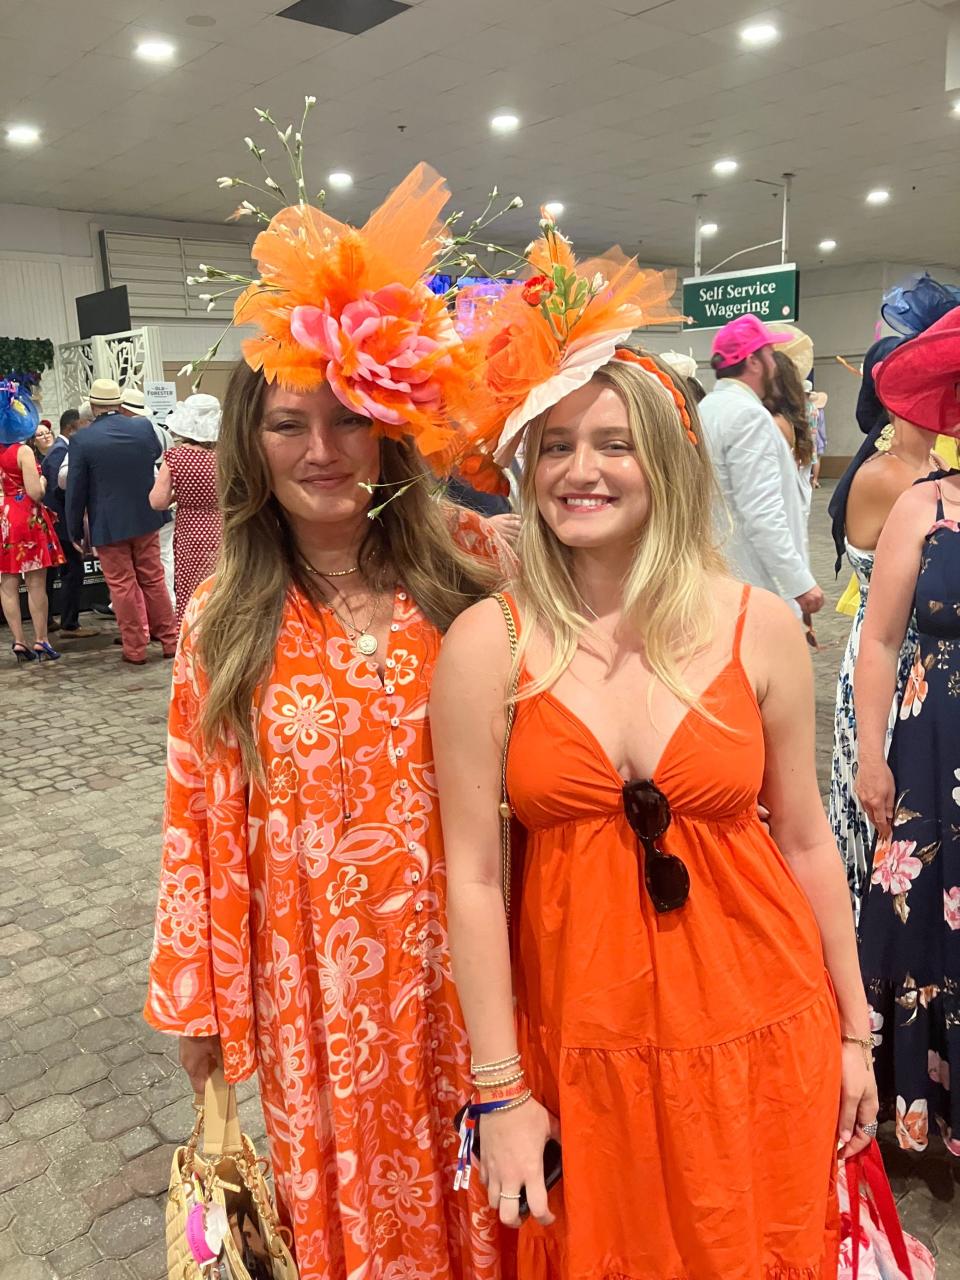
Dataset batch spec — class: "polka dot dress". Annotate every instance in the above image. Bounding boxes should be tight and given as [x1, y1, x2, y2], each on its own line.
[165, 445, 222, 632]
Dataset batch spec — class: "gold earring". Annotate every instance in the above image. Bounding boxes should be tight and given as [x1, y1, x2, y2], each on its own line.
[875, 423, 895, 454]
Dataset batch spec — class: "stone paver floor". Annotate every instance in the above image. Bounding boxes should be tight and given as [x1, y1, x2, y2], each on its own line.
[0, 483, 956, 1278]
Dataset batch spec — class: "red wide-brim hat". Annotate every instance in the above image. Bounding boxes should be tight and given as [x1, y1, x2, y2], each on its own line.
[874, 304, 960, 436]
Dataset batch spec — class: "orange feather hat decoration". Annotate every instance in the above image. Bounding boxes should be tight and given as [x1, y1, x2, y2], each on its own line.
[233, 163, 479, 461]
[452, 208, 681, 461]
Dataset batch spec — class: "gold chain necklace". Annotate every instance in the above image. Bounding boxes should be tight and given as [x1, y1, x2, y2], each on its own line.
[304, 562, 359, 578]
[326, 590, 383, 657]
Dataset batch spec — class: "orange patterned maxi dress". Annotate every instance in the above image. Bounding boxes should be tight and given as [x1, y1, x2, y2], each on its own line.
[505, 589, 842, 1280]
[145, 508, 509, 1280]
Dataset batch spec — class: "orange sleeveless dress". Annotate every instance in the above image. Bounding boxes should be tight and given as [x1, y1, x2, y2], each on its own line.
[505, 589, 841, 1280]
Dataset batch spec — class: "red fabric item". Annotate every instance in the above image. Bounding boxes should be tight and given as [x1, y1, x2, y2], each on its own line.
[0, 443, 64, 573]
[874, 303, 960, 436]
[97, 531, 177, 661]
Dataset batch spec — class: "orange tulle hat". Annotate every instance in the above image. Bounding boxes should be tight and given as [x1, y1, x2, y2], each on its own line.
[233, 163, 480, 460]
[453, 209, 682, 461]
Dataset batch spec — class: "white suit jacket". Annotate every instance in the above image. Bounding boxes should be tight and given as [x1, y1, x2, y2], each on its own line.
[698, 378, 815, 602]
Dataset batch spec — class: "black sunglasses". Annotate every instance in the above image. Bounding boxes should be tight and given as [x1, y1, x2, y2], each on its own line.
[622, 779, 690, 914]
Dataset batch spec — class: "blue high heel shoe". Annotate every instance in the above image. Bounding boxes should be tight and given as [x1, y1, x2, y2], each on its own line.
[11, 642, 36, 665]
[33, 640, 61, 662]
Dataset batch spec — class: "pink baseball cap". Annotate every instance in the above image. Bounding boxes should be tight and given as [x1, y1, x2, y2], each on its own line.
[710, 314, 792, 369]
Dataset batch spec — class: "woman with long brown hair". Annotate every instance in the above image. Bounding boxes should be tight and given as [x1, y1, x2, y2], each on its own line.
[145, 163, 511, 1280]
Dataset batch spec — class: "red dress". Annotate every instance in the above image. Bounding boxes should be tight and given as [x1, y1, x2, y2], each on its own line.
[0, 443, 64, 574]
[506, 587, 841, 1280]
[165, 444, 221, 630]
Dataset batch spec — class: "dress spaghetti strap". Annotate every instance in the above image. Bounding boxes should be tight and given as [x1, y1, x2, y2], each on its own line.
[732, 583, 751, 664]
[934, 480, 945, 522]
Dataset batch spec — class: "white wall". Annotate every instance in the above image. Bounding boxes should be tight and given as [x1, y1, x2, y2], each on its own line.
[3, 198, 956, 455]
[642, 260, 960, 462]
[0, 201, 254, 417]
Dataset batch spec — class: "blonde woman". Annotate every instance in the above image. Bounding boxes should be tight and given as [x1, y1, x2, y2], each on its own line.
[145, 164, 513, 1279]
[429, 213, 876, 1278]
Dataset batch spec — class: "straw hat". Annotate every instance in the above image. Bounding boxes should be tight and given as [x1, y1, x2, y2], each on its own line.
[121, 386, 152, 415]
[776, 323, 814, 380]
[88, 378, 122, 406]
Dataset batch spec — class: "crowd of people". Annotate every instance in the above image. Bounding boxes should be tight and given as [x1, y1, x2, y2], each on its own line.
[4, 163, 956, 1280]
[0, 377, 223, 666]
[136, 157, 958, 1280]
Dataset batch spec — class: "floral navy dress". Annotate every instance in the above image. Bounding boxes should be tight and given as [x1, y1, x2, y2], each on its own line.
[830, 540, 916, 913]
[859, 478, 960, 1156]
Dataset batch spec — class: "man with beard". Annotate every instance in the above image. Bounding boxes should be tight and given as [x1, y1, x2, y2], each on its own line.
[698, 313, 823, 616]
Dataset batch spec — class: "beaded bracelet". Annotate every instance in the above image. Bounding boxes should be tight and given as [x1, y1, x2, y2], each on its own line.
[473, 1069, 525, 1090]
[471, 1053, 521, 1075]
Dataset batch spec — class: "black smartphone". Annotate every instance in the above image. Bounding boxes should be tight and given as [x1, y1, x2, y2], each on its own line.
[453, 1103, 563, 1220]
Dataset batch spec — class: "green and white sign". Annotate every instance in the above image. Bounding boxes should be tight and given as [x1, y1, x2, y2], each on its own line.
[682, 264, 798, 330]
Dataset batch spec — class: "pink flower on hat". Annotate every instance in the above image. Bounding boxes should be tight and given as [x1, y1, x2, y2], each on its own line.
[291, 286, 448, 427]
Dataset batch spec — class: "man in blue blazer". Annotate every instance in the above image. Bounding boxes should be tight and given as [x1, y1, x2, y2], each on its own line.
[41, 409, 98, 638]
[65, 378, 178, 664]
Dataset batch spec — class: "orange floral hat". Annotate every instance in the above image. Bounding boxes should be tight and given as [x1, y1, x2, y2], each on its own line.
[454, 208, 682, 462]
[183, 101, 524, 466]
[233, 163, 484, 460]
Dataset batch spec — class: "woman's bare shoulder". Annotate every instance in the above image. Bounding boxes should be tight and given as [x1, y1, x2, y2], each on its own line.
[444, 594, 513, 657]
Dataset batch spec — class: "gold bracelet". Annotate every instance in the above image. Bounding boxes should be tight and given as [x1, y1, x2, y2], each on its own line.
[471, 1053, 521, 1074]
[842, 1034, 874, 1067]
[491, 1089, 532, 1113]
[474, 1070, 525, 1089]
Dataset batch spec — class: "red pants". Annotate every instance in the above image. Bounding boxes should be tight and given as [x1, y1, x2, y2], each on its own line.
[96, 532, 178, 662]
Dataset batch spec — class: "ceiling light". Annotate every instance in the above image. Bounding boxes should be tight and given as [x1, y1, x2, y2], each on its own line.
[952, 101, 960, 116]
[700, 222, 719, 237]
[712, 158, 738, 176]
[865, 188, 890, 205]
[739, 21, 779, 47]
[490, 113, 520, 134]
[135, 38, 176, 61]
[328, 171, 353, 190]
[6, 124, 40, 146]
[818, 238, 837, 252]
[543, 201, 565, 217]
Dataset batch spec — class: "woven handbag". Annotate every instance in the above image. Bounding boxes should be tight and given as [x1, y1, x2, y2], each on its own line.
[166, 1068, 298, 1280]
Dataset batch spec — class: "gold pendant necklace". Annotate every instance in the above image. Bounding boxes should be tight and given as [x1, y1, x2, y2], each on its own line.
[327, 591, 382, 657]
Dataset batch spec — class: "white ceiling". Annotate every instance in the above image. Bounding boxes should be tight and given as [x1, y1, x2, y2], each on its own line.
[1, 0, 959, 270]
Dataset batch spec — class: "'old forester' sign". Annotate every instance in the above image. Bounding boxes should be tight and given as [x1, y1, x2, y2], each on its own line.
[682, 264, 798, 330]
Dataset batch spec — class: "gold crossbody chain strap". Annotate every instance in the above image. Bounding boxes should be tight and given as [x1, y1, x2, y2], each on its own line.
[493, 593, 520, 926]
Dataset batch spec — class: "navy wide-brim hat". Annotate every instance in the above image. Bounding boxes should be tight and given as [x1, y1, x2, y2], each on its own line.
[874, 305, 960, 437]
[856, 336, 903, 436]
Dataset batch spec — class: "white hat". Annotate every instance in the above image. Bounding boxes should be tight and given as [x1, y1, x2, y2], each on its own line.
[657, 351, 699, 381]
[165, 393, 221, 443]
[121, 386, 154, 418]
[89, 378, 122, 406]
